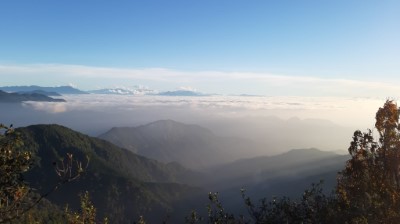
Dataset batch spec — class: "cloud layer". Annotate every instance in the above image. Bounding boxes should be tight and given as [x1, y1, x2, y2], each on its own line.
[20, 94, 385, 129]
[1, 63, 400, 97]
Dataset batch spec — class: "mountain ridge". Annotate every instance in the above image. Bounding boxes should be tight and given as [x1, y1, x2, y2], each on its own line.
[99, 120, 265, 169]
[0, 85, 87, 94]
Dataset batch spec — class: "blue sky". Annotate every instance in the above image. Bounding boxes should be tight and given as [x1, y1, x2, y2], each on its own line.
[0, 0, 399, 95]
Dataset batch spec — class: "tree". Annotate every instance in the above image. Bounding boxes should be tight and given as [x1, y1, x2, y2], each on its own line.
[64, 191, 108, 224]
[0, 124, 32, 223]
[185, 181, 337, 224]
[0, 123, 89, 223]
[337, 100, 400, 223]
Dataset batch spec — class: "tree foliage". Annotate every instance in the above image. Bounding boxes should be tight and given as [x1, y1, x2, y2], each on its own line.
[0, 124, 32, 223]
[186, 181, 337, 224]
[0, 124, 89, 223]
[64, 191, 108, 224]
[337, 100, 400, 223]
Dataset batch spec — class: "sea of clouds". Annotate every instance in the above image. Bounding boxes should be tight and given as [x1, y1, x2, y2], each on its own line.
[19, 94, 385, 129]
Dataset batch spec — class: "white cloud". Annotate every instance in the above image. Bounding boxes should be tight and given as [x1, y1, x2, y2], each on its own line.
[22, 102, 67, 113]
[67, 83, 78, 88]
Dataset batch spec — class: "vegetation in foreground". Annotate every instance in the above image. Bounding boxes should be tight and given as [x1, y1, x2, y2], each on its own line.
[2, 100, 400, 223]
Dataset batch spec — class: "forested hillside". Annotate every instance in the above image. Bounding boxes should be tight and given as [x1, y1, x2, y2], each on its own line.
[14, 124, 205, 223]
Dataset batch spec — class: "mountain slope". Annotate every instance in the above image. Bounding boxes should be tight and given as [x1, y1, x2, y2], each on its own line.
[99, 120, 264, 169]
[17, 124, 204, 223]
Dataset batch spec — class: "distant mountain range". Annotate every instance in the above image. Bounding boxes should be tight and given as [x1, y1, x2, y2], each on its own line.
[99, 120, 265, 170]
[16, 89, 62, 96]
[157, 90, 206, 96]
[0, 90, 66, 103]
[0, 85, 88, 95]
[0, 85, 212, 96]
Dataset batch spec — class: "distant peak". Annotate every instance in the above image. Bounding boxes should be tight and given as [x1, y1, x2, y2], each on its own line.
[148, 119, 183, 126]
[157, 90, 207, 96]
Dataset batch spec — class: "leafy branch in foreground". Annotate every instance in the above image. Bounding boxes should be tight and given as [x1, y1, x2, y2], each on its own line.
[64, 191, 108, 224]
[0, 123, 89, 223]
[186, 181, 336, 224]
[0, 124, 32, 223]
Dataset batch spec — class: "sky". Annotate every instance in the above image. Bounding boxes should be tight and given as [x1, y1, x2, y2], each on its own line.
[0, 0, 399, 96]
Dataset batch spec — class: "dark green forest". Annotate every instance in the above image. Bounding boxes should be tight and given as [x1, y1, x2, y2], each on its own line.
[2, 100, 400, 223]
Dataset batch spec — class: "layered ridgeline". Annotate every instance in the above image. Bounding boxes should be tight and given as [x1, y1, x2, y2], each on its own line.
[199, 148, 348, 215]
[205, 148, 348, 190]
[99, 119, 348, 195]
[99, 120, 265, 170]
[15, 90, 61, 97]
[205, 148, 348, 195]
[17, 124, 205, 223]
[99, 120, 348, 217]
